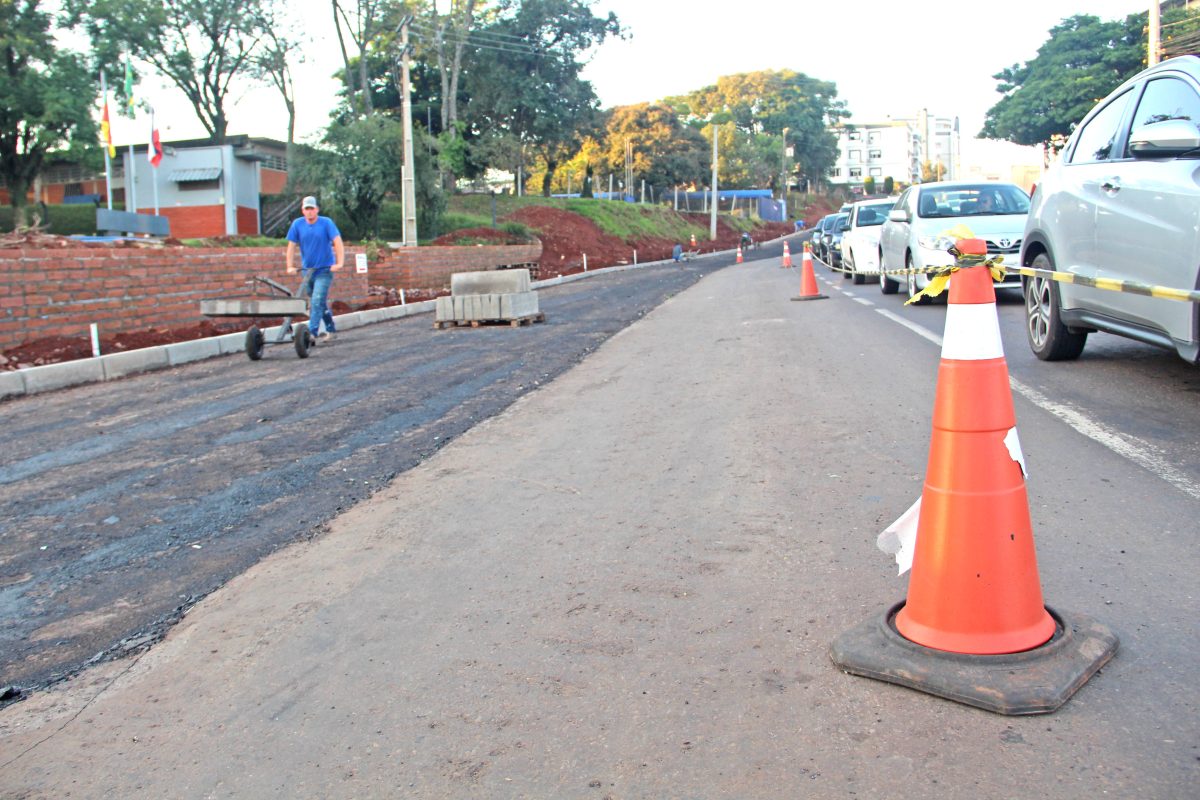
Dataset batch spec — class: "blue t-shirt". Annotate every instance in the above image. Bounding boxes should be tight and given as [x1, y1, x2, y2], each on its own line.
[287, 215, 341, 271]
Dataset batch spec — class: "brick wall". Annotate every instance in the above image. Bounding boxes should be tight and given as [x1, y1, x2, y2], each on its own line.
[0, 241, 542, 350]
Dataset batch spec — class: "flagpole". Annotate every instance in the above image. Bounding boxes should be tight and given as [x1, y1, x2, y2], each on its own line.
[101, 71, 113, 210]
[128, 144, 137, 214]
[150, 108, 160, 215]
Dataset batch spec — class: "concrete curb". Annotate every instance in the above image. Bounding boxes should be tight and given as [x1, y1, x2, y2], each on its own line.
[0, 235, 782, 401]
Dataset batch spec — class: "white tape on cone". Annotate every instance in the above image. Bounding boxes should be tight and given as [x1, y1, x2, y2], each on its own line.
[940, 303, 1004, 361]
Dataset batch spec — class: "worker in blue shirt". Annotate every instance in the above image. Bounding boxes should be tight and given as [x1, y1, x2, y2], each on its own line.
[286, 195, 344, 342]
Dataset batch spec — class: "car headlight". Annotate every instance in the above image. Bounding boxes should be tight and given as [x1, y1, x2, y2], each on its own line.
[916, 234, 957, 252]
[832, 242, 841, 250]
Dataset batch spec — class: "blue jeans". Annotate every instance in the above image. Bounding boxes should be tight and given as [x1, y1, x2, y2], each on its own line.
[303, 269, 336, 336]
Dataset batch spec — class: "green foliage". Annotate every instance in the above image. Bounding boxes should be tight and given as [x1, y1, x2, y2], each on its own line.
[0, 1, 98, 227]
[67, 0, 278, 143]
[863, 176, 875, 195]
[981, 13, 1145, 145]
[0, 202, 115, 235]
[599, 104, 708, 188]
[667, 70, 848, 190]
[883, 176, 895, 195]
[500, 221, 532, 238]
[289, 115, 405, 240]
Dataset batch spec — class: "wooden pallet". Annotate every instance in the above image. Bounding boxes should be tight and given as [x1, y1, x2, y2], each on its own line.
[434, 312, 546, 330]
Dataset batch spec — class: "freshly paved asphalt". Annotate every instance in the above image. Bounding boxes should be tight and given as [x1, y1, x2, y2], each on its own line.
[1, 246, 1196, 799]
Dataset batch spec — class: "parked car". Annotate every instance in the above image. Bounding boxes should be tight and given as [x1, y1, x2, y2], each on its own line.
[823, 212, 850, 269]
[813, 213, 840, 262]
[879, 181, 1028, 303]
[842, 197, 898, 283]
[1021, 55, 1200, 364]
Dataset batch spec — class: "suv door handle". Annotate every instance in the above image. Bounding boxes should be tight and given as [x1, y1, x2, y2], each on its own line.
[1100, 177, 1122, 193]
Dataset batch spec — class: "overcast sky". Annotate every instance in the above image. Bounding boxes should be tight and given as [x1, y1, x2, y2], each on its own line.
[106, 0, 1153, 146]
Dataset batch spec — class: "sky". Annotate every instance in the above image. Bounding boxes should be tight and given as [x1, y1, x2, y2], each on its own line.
[105, 0, 1154, 148]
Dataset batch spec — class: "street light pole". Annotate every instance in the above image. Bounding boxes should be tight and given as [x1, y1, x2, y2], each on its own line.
[710, 121, 719, 240]
[780, 126, 789, 219]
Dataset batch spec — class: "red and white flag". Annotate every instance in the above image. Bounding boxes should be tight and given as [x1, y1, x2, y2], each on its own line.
[148, 109, 163, 167]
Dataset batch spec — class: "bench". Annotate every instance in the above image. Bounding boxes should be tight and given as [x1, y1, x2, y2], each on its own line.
[96, 208, 171, 237]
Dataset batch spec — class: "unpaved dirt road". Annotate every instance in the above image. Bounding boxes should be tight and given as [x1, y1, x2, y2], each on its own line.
[1, 251, 764, 698]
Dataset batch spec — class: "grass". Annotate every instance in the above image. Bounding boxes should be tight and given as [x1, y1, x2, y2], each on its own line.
[446, 194, 764, 243]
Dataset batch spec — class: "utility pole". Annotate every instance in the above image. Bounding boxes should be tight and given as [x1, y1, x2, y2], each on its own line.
[1149, 1, 1161, 66]
[710, 121, 718, 240]
[398, 16, 418, 246]
[780, 126, 790, 219]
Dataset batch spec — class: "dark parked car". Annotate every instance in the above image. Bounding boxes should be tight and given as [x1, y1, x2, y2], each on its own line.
[823, 213, 850, 270]
[813, 213, 841, 262]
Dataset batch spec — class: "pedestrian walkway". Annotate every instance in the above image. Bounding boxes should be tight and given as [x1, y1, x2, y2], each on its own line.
[0, 255, 1191, 799]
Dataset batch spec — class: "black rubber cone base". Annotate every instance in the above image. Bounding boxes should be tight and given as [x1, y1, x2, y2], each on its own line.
[790, 293, 828, 301]
[830, 602, 1118, 715]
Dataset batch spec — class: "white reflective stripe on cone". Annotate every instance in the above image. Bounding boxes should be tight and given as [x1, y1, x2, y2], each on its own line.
[940, 303, 1004, 361]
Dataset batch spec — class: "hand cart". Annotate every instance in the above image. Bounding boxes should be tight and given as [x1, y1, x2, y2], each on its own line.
[199, 275, 314, 360]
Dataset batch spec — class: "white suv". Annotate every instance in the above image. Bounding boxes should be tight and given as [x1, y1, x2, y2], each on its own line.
[1021, 55, 1200, 363]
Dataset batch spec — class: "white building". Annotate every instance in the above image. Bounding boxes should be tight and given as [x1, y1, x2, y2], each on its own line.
[829, 111, 1044, 195]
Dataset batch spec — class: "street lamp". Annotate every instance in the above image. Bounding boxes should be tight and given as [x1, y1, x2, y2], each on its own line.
[780, 126, 790, 218]
[710, 120, 719, 240]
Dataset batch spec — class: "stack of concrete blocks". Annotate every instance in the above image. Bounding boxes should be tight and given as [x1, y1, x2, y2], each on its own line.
[435, 268, 540, 325]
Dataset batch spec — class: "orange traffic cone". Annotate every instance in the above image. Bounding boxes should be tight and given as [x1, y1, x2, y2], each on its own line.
[736, 245, 743, 264]
[894, 260, 1054, 654]
[830, 239, 1118, 715]
[781, 241, 793, 268]
[690, 233, 697, 248]
[791, 244, 827, 301]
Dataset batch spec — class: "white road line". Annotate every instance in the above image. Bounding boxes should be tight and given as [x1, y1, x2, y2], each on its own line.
[874, 309, 1200, 500]
[852, 297, 874, 307]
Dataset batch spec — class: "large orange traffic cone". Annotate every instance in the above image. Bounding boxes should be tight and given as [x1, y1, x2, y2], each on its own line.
[791, 243, 827, 301]
[830, 239, 1117, 715]
[894, 260, 1054, 654]
[781, 241, 793, 268]
[736, 245, 743, 264]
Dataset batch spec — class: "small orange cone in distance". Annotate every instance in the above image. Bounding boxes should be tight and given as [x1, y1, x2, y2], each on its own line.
[791, 242, 827, 301]
[736, 245, 743, 263]
[781, 241, 793, 268]
[894, 256, 1055, 655]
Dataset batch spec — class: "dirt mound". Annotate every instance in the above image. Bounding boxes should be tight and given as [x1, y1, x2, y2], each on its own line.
[428, 227, 532, 247]
[505, 205, 632, 276]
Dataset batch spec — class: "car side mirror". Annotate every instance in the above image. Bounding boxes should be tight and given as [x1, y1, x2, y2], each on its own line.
[1129, 119, 1200, 158]
[838, 220, 851, 232]
[887, 208, 909, 223]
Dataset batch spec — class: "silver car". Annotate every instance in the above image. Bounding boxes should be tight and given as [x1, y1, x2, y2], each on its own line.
[1021, 55, 1200, 363]
[879, 181, 1028, 303]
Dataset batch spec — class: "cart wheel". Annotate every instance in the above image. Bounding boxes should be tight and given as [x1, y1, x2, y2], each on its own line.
[245, 326, 265, 361]
[293, 324, 312, 358]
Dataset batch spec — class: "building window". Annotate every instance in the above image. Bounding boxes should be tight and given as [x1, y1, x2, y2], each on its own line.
[848, 150, 861, 163]
[868, 131, 880, 144]
[829, 167, 841, 177]
[868, 149, 882, 160]
[179, 179, 221, 191]
[869, 167, 882, 177]
[848, 131, 861, 141]
[849, 167, 862, 178]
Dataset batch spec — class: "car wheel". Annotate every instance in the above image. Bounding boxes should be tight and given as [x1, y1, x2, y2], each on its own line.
[851, 249, 866, 284]
[1025, 253, 1087, 360]
[906, 256, 931, 305]
[879, 249, 899, 294]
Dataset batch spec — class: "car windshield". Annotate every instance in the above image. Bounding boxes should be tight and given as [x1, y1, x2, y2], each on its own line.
[916, 185, 1030, 218]
[856, 202, 894, 227]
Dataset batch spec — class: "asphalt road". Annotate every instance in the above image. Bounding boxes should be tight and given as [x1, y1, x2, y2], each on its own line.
[0, 250, 768, 697]
[1, 243, 1195, 798]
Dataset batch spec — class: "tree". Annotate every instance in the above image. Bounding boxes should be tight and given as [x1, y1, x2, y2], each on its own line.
[331, 0, 410, 116]
[883, 176, 894, 195]
[249, 24, 304, 146]
[981, 13, 1143, 145]
[67, 0, 278, 143]
[863, 176, 875, 196]
[289, 114, 407, 239]
[0, 1, 97, 228]
[462, 0, 622, 195]
[599, 104, 707, 191]
[667, 69, 848, 192]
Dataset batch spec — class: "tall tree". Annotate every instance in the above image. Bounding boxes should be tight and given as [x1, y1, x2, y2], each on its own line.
[250, 23, 303, 146]
[600, 104, 707, 190]
[463, 0, 622, 195]
[67, 0, 278, 143]
[668, 69, 847, 192]
[981, 13, 1144, 145]
[331, 0, 406, 116]
[0, 0, 97, 228]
